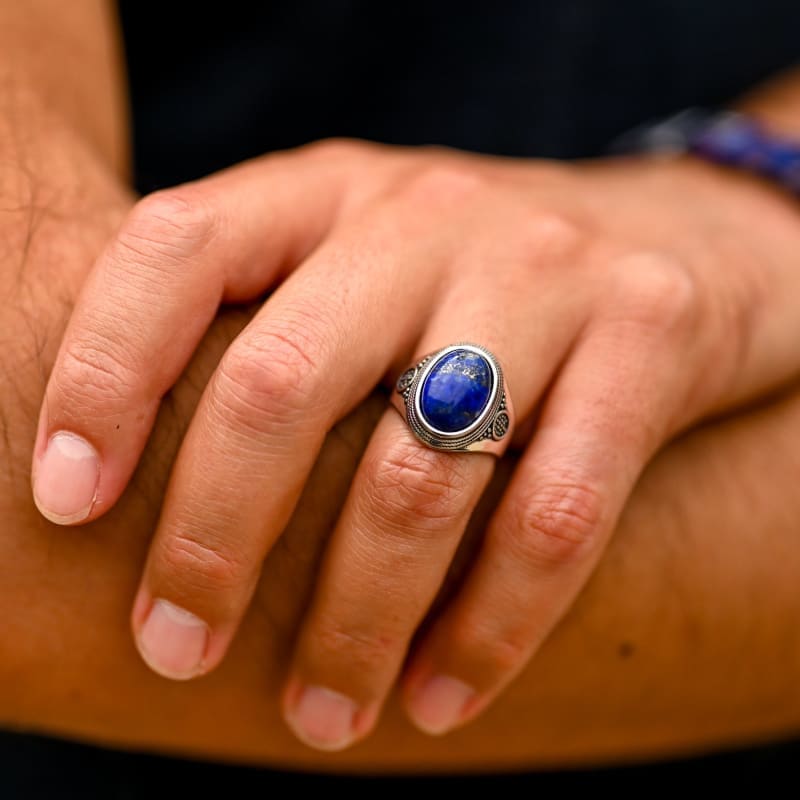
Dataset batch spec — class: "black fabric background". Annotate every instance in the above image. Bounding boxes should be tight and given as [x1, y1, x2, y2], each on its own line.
[118, 0, 800, 191]
[2, 729, 799, 796]
[4, 1, 800, 793]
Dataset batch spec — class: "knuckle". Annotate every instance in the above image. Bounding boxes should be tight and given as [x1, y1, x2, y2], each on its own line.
[365, 439, 473, 533]
[517, 212, 584, 261]
[402, 163, 486, 207]
[504, 477, 605, 569]
[212, 327, 319, 431]
[116, 189, 219, 267]
[157, 530, 250, 596]
[615, 250, 702, 335]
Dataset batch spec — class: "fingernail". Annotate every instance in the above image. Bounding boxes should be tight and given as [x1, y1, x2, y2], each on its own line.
[286, 685, 359, 751]
[408, 675, 475, 735]
[33, 432, 100, 524]
[137, 599, 209, 680]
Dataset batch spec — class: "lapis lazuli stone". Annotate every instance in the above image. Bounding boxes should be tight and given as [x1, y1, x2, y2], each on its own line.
[419, 349, 493, 432]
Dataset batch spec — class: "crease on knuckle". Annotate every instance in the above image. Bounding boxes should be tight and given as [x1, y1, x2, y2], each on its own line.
[365, 442, 472, 532]
[615, 250, 702, 336]
[55, 338, 141, 408]
[506, 477, 604, 569]
[158, 531, 250, 595]
[486, 634, 533, 675]
[115, 189, 219, 270]
[212, 329, 319, 432]
[313, 620, 401, 671]
[449, 623, 530, 676]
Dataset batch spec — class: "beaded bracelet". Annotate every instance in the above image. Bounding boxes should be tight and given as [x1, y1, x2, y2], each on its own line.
[611, 108, 800, 196]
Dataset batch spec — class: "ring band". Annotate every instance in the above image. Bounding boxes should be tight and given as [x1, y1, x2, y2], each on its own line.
[390, 342, 514, 455]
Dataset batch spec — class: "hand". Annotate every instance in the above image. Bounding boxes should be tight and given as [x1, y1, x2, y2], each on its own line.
[7, 201, 800, 769]
[32, 139, 800, 750]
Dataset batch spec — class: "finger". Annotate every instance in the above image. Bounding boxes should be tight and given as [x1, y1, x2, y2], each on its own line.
[402, 272, 699, 734]
[32, 141, 365, 526]
[280, 271, 589, 751]
[284, 411, 491, 750]
[131, 194, 457, 682]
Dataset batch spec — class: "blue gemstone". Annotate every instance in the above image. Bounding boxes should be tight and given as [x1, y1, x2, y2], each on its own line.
[419, 349, 493, 433]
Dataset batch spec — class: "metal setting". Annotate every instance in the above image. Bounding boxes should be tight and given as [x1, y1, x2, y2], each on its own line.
[391, 342, 514, 456]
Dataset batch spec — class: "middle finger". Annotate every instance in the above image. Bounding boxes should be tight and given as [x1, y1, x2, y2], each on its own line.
[282, 267, 588, 750]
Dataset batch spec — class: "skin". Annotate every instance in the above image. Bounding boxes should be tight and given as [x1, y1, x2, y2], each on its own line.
[0, 0, 128, 175]
[31, 77, 800, 750]
[2, 0, 800, 767]
[2, 153, 800, 769]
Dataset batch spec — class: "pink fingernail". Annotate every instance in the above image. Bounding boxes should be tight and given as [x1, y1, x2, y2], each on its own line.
[137, 599, 209, 680]
[33, 432, 100, 524]
[408, 675, 475, 735]
[286, 685, 359, 751]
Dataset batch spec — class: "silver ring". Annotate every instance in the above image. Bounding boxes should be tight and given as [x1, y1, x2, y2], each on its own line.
[390, 342, 514, 455]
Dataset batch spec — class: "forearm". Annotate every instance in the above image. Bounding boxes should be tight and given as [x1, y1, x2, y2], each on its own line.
[2, 63, 800, 772]
[0, 0, 128, 174]
[2, 284, 800, 772]
[0, 2, 131, 371]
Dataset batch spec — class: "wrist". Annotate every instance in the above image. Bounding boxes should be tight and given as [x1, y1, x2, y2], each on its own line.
[736, 66, 800, 140]
[585, 148, 800, 416]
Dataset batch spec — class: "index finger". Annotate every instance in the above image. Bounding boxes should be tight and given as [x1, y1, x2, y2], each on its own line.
[32, 142, 361, 525]
[131, 195, 454, 680]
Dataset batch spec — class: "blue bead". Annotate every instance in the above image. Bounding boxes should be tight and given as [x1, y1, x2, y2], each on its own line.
[419, 349, 493, 433]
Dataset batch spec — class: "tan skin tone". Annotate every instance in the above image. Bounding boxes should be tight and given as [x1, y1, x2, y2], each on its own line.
[2, 0, 800, 768]
[32, 47, 800, 754]
[3, 174, 800, 771]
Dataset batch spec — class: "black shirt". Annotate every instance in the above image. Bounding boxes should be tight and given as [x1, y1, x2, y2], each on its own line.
[118, 0, 800, 192]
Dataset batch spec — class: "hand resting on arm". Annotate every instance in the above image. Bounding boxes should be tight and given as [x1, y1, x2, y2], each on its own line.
[1, 4, 799, 768]
[0, 101, 799, 771]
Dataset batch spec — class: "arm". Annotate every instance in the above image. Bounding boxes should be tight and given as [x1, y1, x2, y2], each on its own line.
[1, 10, 799, 766]
[0, 0, 128, 175]
[24, 57, 800, 749]
[1, 169, 799, 772]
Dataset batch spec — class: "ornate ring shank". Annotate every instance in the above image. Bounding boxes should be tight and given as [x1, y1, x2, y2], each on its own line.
[390, 343, 514, 456]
